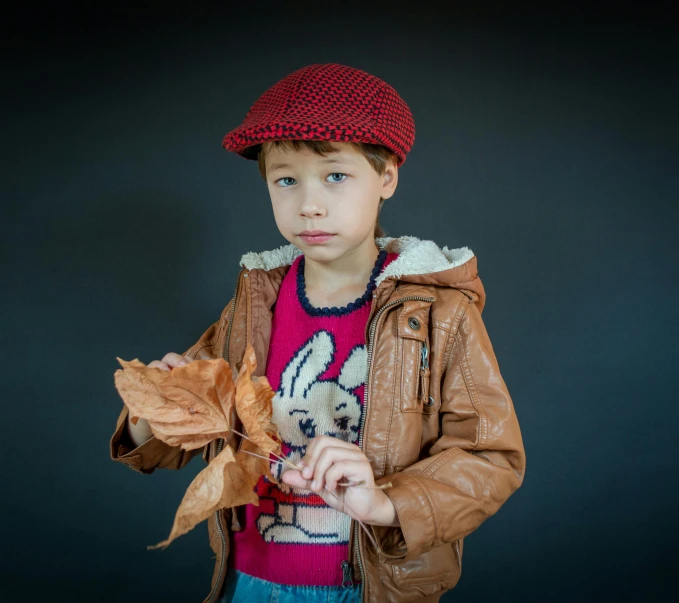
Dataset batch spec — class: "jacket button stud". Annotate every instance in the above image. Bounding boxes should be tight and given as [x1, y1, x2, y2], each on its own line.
[408, 317, 420, 330]
[425, 396, 435, 407]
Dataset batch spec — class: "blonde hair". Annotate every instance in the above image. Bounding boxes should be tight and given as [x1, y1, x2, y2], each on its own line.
[256, 140, 397, 238]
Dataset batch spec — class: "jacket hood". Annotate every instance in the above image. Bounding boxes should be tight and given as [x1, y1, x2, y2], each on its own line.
[239, 235, 486, 312]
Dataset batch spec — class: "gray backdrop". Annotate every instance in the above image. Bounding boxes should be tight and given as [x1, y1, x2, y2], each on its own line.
[3, 4, 677, 602]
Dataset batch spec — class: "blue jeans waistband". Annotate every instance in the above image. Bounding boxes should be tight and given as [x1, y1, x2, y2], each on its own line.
[220, 568, 362, 603]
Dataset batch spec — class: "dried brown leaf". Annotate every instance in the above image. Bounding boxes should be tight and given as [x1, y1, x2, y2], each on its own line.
[147, 443, 277, 550]
[235, 346, 280, 455]
[147, 443, 259, 550]
[114, 357, 237, 450]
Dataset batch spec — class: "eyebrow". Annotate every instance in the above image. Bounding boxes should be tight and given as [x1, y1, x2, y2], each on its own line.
[267, 157, 356, 173]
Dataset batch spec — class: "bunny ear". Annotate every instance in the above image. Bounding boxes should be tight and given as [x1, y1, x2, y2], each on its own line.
[337, 345, 367, 391]
[279, 331, 335, 399]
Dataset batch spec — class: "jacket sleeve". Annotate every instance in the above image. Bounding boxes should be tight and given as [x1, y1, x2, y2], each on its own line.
[372, 296, 526, 557]
[109, 297, 234, 475]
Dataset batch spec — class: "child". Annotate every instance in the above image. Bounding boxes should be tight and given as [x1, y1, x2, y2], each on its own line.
[110, 63, 526, 603]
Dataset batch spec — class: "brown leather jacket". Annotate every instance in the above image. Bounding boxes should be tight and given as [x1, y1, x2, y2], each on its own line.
[110, 235, 526, 603]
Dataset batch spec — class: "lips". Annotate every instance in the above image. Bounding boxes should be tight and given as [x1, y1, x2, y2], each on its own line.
[298, 231, 335, 245]
[299, 230, 333, 236]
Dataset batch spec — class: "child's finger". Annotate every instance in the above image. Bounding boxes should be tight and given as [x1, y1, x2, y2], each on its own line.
[324, 460, 370, 492]
[148, 360, 170, 371]
[281, 469, 312, 490]
[162, 352, 192, 367]
[310, 446, 365, 492]
[301, 436, 360, 479]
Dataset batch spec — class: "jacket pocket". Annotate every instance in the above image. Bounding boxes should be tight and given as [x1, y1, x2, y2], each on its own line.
[398, 304, 431, 413]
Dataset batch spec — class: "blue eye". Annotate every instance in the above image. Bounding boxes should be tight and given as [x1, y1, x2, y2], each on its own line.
[275, 177, 296, 187]
[275, 174, 346, 187]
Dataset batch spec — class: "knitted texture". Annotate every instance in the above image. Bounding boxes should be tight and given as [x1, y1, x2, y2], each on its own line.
[222, 63, 415, 166]
[230, 251, 399, 585]
[297, 250, 387, 317]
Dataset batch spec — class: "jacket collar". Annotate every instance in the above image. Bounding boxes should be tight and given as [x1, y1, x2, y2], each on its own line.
[239, 235, 485, 309]
[239, 235, 471, 283]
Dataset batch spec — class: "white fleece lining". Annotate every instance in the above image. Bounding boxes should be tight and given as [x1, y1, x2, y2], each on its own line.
[239, 235, 474, 286]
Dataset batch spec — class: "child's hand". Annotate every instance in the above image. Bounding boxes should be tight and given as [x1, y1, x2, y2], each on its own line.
[281, 435, 399, 527]
[148, 352, 194, 372]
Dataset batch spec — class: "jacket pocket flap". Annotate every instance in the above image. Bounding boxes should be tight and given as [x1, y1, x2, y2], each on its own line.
[398, 300, 431, 342]
[390, 542, 460, 587]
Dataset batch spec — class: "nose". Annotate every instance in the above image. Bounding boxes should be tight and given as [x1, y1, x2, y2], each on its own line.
[299, 189, 327, 219]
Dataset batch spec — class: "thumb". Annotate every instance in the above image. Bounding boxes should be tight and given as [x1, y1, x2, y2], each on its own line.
[281, 469, 312, 490]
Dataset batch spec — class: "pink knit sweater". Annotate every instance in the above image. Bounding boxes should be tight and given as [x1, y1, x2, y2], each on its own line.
[230, 249, 398, 586]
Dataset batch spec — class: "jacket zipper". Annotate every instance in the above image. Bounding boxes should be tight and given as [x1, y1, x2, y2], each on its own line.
[341, 559, 354, 587]
[353, 294, 436, 601]
[204, 270, 244, 603]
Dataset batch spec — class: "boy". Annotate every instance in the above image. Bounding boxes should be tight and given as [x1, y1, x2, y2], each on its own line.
[110, 63, 526, 603]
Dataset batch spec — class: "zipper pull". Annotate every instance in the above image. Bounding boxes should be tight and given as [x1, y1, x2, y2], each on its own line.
[420, 341, 430, 404]
[420, 341, 429, 371]
[341, 560, 354, 588]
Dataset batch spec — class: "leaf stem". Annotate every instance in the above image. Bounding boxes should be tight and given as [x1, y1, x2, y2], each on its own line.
[228, 427, 290, 467]
[336, 480, 392, 490]
[357, 519, 379, 551]
[240, 449, 298, 470]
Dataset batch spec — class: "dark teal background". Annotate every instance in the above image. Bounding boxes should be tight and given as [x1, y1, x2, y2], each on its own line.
[3, 4, 677, 602]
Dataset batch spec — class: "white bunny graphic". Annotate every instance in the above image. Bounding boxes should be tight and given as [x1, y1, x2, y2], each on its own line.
[256, 330, 366, 544]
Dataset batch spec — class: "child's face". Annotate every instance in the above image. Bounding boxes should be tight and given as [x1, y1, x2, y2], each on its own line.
[264, 142, 397, 263]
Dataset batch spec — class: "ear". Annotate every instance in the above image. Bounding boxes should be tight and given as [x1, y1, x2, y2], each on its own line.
[337, 345, 367, 391]
[379, 159, 398, 200]
[279, 330, 334, 399]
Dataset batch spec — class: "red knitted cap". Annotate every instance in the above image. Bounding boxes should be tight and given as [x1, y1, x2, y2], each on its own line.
[222, 63, 415, 167]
